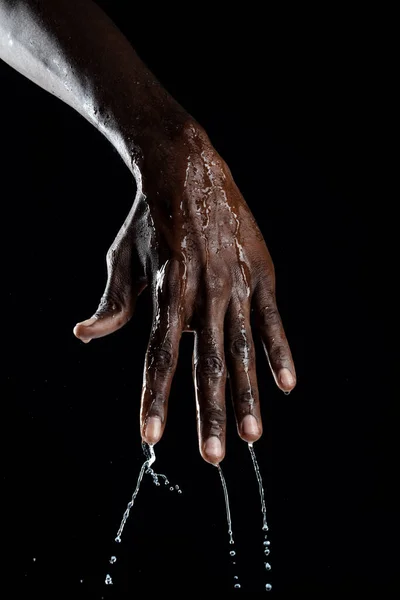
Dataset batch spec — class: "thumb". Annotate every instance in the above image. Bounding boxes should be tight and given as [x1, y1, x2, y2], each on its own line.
[73, 242, 146, 343]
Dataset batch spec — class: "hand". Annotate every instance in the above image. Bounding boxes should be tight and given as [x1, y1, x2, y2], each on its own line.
[73, 119, 296, 464]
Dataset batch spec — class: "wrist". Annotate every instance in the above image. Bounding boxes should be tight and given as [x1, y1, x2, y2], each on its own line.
[101, 90, 193, 178]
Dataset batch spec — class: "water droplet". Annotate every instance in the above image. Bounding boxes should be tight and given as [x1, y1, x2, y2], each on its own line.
[32, 558, 36, 562]
[80, 579, 83, 583]
[178, 489, 182, 494]
[263, 540, 270, 546]
[284, 391, 290, 396]
[169, 486, 174, 491]
[264, 548, 270, 556]
[230, 551, 236, 557]
[115, 536, 121, 544]
[262, 524, 269, 532]
[109, 556, 116, 564]
[265, 583, 272, 591]
[234, 583, 241, 589]
[165, 480, 169, 485]
[105, 574, 113, 585]
[265, 562, 271, 571]
[234, 576, 239, 580]
[175, 485, 179, 490]
[229, 539, 235, 545]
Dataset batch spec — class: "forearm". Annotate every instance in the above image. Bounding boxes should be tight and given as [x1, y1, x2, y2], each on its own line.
[0, 0, 189, 175]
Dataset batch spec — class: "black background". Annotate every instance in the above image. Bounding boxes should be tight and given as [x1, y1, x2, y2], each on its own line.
[2, 3, 398, 595]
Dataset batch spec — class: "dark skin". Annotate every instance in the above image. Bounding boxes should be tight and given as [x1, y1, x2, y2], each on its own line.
[0, 0, 296, 464]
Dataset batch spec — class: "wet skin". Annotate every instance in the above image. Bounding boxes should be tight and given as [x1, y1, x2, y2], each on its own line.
[1, 0, 296, 464]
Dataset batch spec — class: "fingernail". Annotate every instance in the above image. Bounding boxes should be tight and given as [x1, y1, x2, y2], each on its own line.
[278, 368, 295, 389]
[144, 416, 162, 443]
[241, 414, 260, 437]
[204, 436, 222, 462]
[79, 316, 98, 328]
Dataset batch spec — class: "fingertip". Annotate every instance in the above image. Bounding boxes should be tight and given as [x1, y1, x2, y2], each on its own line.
[73, 322, 93, 343]
[278, 368, 296, 392]
[239, 414, 262, 443]
[142, 416, 163, 445]
[202, 436, 225, 465]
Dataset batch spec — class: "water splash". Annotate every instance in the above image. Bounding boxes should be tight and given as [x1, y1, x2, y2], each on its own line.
[107, 443, 181, 587]
[114, 443, 182, 543]
[114, 443, 156, 543]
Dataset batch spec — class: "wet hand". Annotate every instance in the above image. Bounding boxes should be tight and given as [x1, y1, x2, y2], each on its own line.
[73, 120, 296, 464]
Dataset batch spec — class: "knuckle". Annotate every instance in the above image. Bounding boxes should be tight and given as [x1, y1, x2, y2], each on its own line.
[259, 304, 280, 328]
[197, 354, 225, 379]
[152, 348, 174, 373]
[149, 341, 175, 374]
[230, 335, 253, 363]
